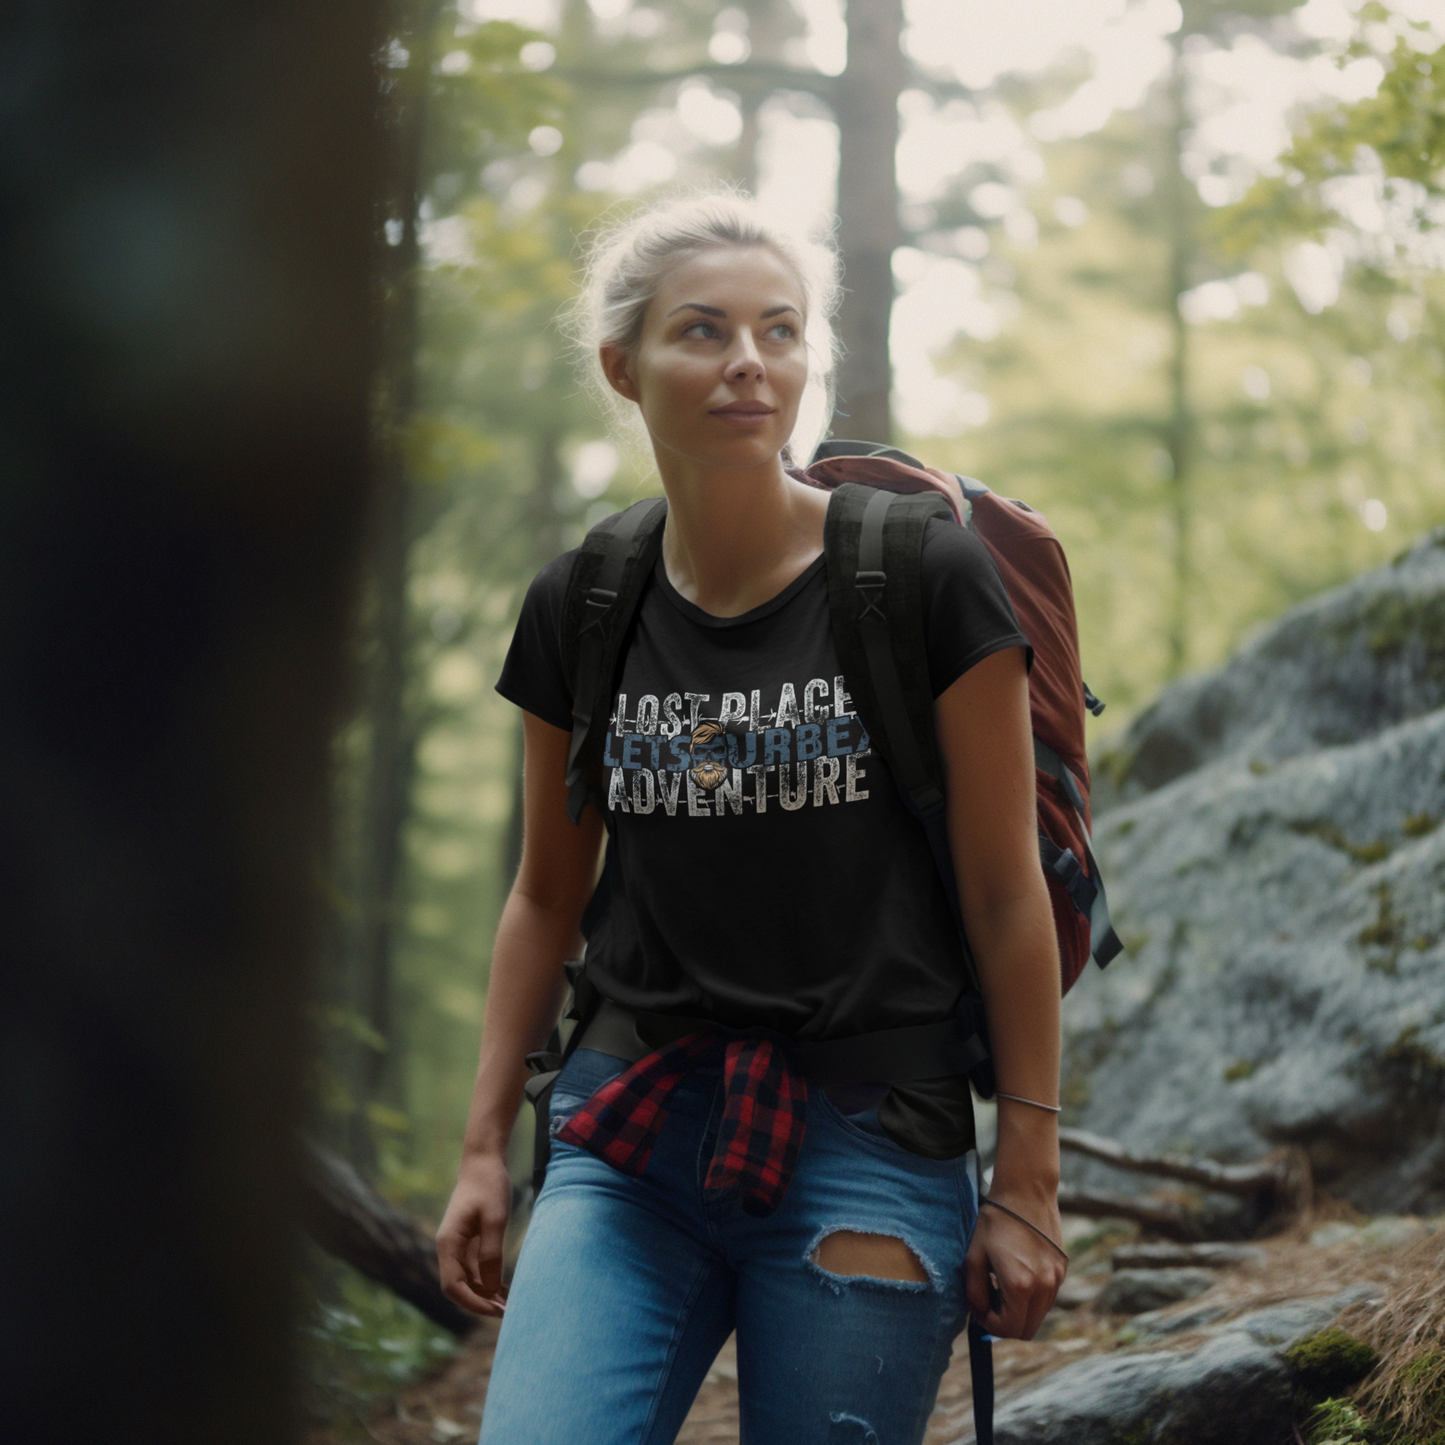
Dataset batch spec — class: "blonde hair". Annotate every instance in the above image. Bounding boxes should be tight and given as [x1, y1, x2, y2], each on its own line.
[565, 189, 842, 461]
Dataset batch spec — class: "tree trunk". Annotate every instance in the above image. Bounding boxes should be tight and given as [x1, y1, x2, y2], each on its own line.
[0, 3, 381, 1441]
[832, 0, 905, 444]
[732, 0, 800, 191]
[341, 0, 444, 1166]
[304, 1140, 480, 1336]
[1163, 34, 1194, 680]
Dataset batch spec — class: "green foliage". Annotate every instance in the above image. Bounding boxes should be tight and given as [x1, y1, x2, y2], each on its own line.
[1400, 1346, 1445, 1405]
[299, 1252, 460, 1432]
[1305, 1396, 1378, 1445]
[924, 53, 1445, 732]
[1226, 18, 1445, 257]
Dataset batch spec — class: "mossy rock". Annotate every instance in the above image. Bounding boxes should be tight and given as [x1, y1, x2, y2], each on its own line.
[1289, 819, 1393, 866]
[1353, 592, 1445, 670]
[1288, 1327, 1379, 1402]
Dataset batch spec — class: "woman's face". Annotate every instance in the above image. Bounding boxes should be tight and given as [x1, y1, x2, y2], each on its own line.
[602, 244, 809, 473]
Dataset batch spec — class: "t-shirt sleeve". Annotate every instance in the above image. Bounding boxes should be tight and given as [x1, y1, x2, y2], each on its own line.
[920, 516, 1032, 697]
[495, 548, 578, 730]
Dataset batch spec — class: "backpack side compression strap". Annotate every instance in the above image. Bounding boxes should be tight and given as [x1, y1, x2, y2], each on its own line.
[1033, 737, 1123, 968]
[562, 498, 668, 824]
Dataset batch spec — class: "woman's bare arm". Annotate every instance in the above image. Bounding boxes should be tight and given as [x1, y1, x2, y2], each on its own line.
[935, 645, 1067, 1340]
[435, 711, 605, 1316]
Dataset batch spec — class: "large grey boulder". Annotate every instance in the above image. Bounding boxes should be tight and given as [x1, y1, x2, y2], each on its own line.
[947, 1288, 1377, 1445]
[1068, 530, 1445, 1212]
[985, 1329, 1291, 1445]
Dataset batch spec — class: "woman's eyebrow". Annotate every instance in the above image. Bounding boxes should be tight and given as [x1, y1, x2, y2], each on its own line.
[664, 302, 801, 318]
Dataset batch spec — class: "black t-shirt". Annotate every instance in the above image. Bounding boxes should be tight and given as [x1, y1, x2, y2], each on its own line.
[497, 515, 1030, 1154]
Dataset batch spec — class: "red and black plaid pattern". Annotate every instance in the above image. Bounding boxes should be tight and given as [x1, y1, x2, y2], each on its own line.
[555, 1031, 809, 1217]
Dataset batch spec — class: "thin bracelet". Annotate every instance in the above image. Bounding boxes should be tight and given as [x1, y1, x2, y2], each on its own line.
[994, 1091, 1062, 1115]
[980, 1196, 1069, 1263]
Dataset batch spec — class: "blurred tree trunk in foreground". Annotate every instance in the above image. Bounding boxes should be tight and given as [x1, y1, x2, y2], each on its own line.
[337, 0, 443, 1174]
[0, 4, 380, 1443]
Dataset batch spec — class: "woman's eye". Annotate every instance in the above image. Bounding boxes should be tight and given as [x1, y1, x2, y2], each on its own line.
[767, 322, 797, 340]
[682, 321, 719, 339]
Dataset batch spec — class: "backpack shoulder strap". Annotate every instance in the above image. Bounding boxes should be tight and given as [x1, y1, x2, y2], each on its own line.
[561, 497, 668, 823]
[824, 481, 991, 1025]
[823, 481, 953, 822]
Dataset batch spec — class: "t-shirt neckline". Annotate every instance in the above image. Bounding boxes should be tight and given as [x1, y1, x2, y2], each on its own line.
[652, 553, 826, 629]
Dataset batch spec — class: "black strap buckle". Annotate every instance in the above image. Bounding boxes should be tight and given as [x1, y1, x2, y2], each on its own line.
[579, 586, 619, 639]
[854, 568, 887, 622]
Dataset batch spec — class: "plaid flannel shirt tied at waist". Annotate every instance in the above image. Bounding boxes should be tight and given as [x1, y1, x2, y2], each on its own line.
[554, 1029, 808, 1217]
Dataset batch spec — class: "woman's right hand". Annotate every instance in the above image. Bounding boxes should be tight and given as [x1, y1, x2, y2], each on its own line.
[436, 1151, 515, 1317]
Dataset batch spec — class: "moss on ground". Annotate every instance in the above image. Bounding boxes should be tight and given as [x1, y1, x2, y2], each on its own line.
[1289, 1328, 1380, 1402]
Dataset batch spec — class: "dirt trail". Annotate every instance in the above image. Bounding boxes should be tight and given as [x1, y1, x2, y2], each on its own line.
[307, 1211, 1435, 1445]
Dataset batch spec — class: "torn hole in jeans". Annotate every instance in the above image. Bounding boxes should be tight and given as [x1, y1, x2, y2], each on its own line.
[807, 1228, 936, 1294]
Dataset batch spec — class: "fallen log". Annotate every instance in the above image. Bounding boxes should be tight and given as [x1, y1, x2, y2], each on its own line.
[1056, 1184, 1257, 1241]
[1057, 1130, 1312, 1240]
[302, 1138, 479, 1337]
[1111, 1241, 1264, 1270]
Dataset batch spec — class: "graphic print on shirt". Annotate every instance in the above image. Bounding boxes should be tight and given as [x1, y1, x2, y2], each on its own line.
[602, 676, 873, 817]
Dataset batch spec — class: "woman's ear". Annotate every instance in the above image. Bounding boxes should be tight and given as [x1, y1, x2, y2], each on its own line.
[600, 345, 640, 403]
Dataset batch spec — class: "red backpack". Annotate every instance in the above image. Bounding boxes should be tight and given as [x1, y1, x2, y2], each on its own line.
[559, 443, 1121, 1064]
[803, 442, 1120, 994]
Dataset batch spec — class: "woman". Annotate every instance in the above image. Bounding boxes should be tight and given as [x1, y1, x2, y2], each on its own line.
[437, 192, 1067, 1444]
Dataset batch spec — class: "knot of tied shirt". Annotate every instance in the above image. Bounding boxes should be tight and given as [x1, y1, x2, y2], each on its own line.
[556, 1029, 809, 1217]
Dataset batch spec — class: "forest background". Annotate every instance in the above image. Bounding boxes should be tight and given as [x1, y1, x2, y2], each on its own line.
[307, 0, 1445, 1419]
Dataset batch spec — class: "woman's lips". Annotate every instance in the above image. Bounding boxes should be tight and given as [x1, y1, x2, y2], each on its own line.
[711, 403, 774, 427]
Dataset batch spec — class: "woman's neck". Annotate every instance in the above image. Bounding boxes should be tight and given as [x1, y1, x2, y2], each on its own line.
[657, 455, 827, 619]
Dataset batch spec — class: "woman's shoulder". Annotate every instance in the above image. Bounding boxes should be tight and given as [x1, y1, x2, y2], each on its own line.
[497, 547, 585, 728]
[513, 545, 584, 629]
[529, 545, 583, 598]
[919, 513, 1005, 587]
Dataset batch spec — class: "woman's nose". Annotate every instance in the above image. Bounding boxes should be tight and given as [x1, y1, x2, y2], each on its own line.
[725, 334, 764, 381]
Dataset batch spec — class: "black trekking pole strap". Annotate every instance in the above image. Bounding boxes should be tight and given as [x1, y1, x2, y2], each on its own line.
[968, 1315, 995, 1445]
[565, 498, 666, 824]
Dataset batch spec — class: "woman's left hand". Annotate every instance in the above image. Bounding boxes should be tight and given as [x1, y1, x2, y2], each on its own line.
[964, 1184, 1067, 1340]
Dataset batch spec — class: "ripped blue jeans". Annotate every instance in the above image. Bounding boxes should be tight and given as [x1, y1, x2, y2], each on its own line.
[479, 1048, 979, 1445]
